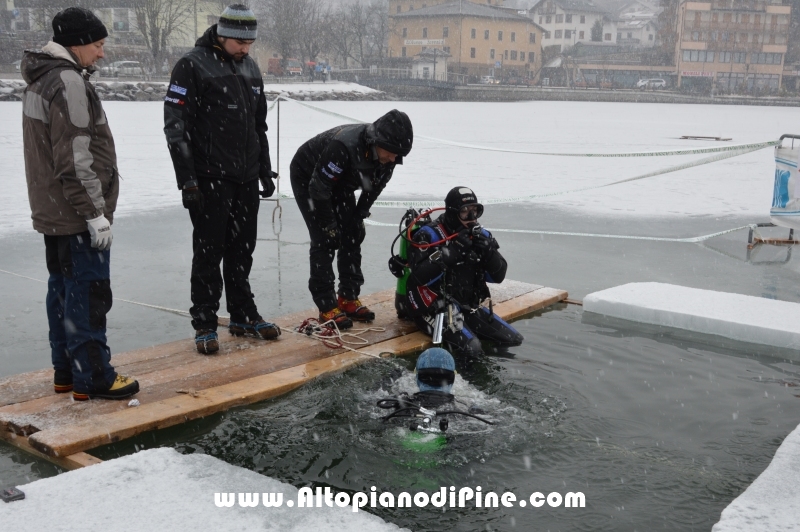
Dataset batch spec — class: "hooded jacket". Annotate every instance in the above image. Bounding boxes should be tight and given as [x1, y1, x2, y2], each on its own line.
[290, 124, 398, 229]
[164, 25, 271, 188]
[21, 42, 119, 235]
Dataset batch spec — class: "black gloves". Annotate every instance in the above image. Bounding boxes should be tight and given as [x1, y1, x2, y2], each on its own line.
[472, 233, 499, 260]
[320, 222, 341, 250]
[182, 180, 203, 210]
[438, 230, 479, 267]
[259, 171, 278, 198]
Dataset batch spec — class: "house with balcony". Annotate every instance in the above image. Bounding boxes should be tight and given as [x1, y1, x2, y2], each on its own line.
[675, 0, 792, 92]
[531, 0, 619, 51]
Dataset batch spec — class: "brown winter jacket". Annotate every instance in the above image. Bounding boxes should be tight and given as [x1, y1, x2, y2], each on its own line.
[21, 42, 119, 236]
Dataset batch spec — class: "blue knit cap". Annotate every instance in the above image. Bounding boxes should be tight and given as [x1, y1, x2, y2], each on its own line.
[416, 348, 456, 393]
[218, 4, 257, 40]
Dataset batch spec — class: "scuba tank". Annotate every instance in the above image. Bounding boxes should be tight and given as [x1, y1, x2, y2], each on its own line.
[389, 208, 431, 319]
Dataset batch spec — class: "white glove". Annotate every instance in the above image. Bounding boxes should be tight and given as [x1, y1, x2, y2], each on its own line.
[87, 215, 113, 250]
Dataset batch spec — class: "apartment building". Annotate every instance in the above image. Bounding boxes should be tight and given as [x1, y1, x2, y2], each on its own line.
[675, 0, 792, 91]
[389, 1, 544, 80]
[531, 0, 618, 51]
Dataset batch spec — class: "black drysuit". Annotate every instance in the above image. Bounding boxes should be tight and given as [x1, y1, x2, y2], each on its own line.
[291, 124, 398, 311]
[405, 216, 523, 357]
[163, 25, 272, 330]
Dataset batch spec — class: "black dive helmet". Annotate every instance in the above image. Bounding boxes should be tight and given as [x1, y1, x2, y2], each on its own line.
[367, 110, 413, 162]
[444, 186, 484, 231]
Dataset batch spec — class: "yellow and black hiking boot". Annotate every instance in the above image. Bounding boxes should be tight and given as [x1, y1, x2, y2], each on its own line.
[54, 369, 73, 394]
[229, 319, 281, 340]
[319, 307, 353, 330]
[72, 374, 140, 401]
[195, 329, 219, 354]
[337, 296, 375, 322]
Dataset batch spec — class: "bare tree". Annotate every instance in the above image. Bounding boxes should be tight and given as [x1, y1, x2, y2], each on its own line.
[295, 0, 331, 64]
[255, 0, 304, 65]
[133, 0, 194, 73]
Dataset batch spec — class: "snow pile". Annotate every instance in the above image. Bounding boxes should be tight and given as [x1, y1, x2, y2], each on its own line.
[583, 282, 800, 349]
[712, 422, 800, 531]
[0, 448, 405, 532]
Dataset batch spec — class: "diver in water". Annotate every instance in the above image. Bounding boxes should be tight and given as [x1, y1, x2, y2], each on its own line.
[377, 347, 492, 433]
[393, 187, 524, 358]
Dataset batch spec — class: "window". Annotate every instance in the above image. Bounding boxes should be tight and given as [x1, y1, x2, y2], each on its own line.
[751, 53, 783, 64]
[529, 33, 536, 43]
[471, 28, 476, 39]
[539, 16, 543, 24]
[682, 50, 714, 62]
[720, 52, 731, 63]
[422, 27, 428, 38]
[616, 32, 621, 40]
[504, 50, 509, 59]
[396, 5, 401, 13]
[402, 47, 407, 57]
[546, 15, 552, 23]
[555, 30, 562, 38]
[580, 15, 586, 23]
[485, 29, 490, 39]
[733, 52, 746, 63]
[443, 27, 449, 38]
[566, 14, 572, 23]
[402, 27, 407, 38]
[544, 31, 551, 39]
[528, 51, 535, 63]
[443, 46, 450, 53]
[692, 31, 700, 41]
[490, 49, 495, 59]
[498, 31, 503, 41]
[511, 32, 516, 42]
[565, 30, 572, 39]
[579, 31, 585, 39]
[519, 50, 524, 60]
[511, 50, 518, 60]
[604, 33, 611, 41]
[556, 14, 563, 23]
[648, 34, 653, 40]
[721, 32, 729, 42]
[470, 47, 476, 58]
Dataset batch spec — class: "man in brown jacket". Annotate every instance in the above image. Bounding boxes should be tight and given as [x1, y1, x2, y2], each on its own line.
[21, 7, 138, 401]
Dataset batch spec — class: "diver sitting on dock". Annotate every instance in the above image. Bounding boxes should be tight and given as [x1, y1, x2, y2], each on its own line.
[396, 187, 523, 358]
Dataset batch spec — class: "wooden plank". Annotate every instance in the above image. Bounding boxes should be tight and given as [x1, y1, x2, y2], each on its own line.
[0, 429, 102, 470]
[25, 285, 568, 458]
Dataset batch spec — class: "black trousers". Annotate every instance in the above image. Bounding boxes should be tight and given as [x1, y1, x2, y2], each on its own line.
[291, 169, 366, 312]
[189, 178, 261, 330]
[414, 304, 524, 358]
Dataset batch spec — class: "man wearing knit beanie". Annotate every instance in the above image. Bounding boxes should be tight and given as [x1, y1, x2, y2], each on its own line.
[164, 5, 280, 354]
[19, 8, 139, 400]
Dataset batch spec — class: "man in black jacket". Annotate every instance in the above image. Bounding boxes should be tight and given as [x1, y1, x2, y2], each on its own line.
[164, 4, 279, 354]
[291, 110, 413, 329]
[403, 187, 523, 358]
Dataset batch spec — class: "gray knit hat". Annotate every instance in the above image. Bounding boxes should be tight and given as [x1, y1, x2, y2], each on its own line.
[217, 4, 257, 40]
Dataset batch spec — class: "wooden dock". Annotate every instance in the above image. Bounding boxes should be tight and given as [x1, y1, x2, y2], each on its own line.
[0, 280, 566, 468]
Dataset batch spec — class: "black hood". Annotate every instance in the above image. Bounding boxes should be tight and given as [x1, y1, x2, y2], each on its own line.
[367, 109, 413, 157]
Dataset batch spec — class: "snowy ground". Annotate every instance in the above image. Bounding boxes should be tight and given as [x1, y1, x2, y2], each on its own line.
[0, 100, 795, 236]
[0, 448, 406, 532]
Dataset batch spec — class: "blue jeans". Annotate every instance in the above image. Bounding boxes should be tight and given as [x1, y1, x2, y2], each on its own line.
[45, 233, 116, 394]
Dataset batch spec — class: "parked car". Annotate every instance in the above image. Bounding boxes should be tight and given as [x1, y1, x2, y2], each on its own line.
[480, 76, 499, 84]
[101, 61, 144, 77]
[636, 78, 667, 89]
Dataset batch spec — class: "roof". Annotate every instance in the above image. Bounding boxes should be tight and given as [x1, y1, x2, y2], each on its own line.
[533, 0, 610, 15]
[392, 1, 531, 22]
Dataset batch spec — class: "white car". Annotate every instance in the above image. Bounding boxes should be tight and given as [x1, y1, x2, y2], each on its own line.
[480, 76, 499, 85]
[101, 61, 144, 77]
[636, 78, 667, 89]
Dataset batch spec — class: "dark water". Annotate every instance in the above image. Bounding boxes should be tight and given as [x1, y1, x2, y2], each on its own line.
[169, 304, 800, 531]
[2, 204, 800, 531]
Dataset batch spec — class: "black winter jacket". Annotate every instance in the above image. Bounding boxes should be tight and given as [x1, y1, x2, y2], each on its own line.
[164, 25, 271, 188]
[405, 216, 508, 317]
[290, 124, 399, 228]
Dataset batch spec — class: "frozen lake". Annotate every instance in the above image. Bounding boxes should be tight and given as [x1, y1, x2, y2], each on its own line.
[1, 100, 800, 530]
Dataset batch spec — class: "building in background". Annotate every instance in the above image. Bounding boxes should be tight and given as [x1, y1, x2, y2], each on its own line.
[675, 0, 791, 92]
[389, 1, 544, 81]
